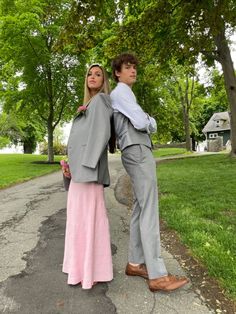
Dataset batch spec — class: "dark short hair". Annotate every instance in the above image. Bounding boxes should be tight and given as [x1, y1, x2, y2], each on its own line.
[111, 53, 139, 82]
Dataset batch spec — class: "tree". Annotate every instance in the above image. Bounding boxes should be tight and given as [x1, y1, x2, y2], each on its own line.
[0, 111, 20, 148]
[132, 64, 185, 144]
[0, 108, 45, 153]
[172, 66, 196, 151]
[104, 0, 236, 156]
[194, 68, 229, 143]
[130, 61, 205, 149]
[0, 0, 87, 161]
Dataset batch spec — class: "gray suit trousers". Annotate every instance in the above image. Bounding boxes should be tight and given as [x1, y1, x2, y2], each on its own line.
[121, 144, 168, 279]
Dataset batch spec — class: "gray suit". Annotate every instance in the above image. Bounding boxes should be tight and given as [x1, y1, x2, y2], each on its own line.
[114, 112, 168, 279]
[67, 93, 112, 187]
[113, 112, 152, 150]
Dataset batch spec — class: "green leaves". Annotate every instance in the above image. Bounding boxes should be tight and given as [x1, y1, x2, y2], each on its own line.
[0, 0, 89, 160]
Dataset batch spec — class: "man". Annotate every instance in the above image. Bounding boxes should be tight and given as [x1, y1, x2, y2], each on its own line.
[110, 53, 188, 292]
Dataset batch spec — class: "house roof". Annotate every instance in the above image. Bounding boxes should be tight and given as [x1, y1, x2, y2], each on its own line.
[202, 111, 231, 133]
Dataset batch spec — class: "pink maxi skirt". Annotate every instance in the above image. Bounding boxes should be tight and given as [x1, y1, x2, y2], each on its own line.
[62, 181, 113, 289]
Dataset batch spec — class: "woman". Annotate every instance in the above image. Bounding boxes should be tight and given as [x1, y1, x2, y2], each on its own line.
[63, 64, 114, 289]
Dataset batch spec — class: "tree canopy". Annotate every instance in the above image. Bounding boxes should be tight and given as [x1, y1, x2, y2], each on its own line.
[0, 0, 87, 161]
[102, 0, 236, 155]
[1, 0, 236, 157]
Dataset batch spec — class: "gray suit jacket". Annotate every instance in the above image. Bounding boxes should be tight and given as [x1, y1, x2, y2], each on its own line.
[113, 112, 152, 151]
[67, 93, 113, 187]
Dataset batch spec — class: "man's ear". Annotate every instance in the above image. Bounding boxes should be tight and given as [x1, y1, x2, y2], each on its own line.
[115, 70, 120, 78]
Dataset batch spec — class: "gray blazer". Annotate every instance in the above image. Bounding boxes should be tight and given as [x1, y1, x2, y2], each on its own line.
[67, 93, 113, 187]
[113, 112, 152, 151]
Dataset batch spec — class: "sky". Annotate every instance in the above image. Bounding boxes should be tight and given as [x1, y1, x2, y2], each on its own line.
[230, 33, 236, 64]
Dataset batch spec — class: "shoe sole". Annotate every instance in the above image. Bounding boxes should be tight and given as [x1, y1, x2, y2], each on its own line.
[125, 271, 148, 279]
[149, 280, 188, 292]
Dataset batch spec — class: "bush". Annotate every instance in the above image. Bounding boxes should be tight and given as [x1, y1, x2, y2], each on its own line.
[39, 141, 67, 155]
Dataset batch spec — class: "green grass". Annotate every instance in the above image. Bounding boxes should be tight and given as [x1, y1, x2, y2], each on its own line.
[157, 154, 236, 300]
[0, 149, 187, 189]
[153, 147, 189, 158]
[0, 154, 61, 189]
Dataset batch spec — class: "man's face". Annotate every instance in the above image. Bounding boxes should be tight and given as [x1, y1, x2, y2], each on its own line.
[115, 63, 137, 87]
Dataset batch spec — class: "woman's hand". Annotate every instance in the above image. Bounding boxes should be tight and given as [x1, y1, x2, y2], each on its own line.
[60, 160, 71, 178]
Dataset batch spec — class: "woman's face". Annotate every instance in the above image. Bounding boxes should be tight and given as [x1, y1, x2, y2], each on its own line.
[87, 66, 104, 93]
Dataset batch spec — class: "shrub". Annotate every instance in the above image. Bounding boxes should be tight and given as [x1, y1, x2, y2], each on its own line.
[39, 141, 67, 155]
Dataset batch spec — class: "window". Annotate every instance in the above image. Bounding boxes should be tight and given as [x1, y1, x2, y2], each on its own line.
[209, 133, 218, 138]
[216, 120, 220, 127]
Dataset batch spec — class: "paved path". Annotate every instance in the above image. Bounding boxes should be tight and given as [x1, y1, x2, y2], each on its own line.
[0, 155, 215, 313]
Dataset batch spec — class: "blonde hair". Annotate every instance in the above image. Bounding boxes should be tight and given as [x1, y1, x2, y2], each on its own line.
[83, 64, 110, 105]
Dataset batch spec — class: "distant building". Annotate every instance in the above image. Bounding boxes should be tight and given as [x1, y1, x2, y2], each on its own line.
[202, 111, 231, 151]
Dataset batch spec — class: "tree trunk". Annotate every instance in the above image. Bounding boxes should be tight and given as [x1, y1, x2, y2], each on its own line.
[191, 134, 196, 151]
[23, 129, 37, 154]
[183, 107, 191, 151]
[178, 81, 192, 151]
[46, 65, 54, 163]
[47, 121, 54, 163]
[23, 142, 33, 154]
[215, 31, 236, 157]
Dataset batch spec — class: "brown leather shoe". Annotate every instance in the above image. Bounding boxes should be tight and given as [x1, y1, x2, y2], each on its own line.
[125, 263, 148, 279]
[148, 275, 189, 292]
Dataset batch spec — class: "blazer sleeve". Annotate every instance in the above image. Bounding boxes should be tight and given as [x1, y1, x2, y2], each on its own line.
[82, 94, 112, 169]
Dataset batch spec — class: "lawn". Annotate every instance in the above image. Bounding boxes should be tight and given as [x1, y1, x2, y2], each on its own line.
[0, 148, 185, 189]
[153, 147, 188, 157]
[0, 154, 61, 189]
[157, 154, 236, 300]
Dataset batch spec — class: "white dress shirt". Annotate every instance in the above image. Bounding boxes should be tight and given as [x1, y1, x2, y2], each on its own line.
[110, 82, 157, 133]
